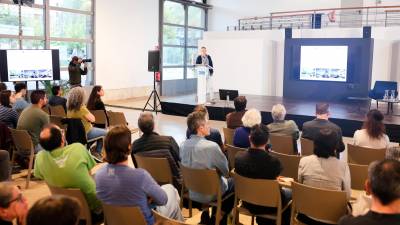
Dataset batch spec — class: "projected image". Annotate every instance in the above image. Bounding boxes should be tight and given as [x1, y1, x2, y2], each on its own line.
[300, 46, 348, 82]
[7, 50, 53, 81]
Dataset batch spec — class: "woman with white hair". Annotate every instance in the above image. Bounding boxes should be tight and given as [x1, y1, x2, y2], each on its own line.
[267, 104, 299, 152]
[67, 87, 107, 159]
[233, 108, 264, 148]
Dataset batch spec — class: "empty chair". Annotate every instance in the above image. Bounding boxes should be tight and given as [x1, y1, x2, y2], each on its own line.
[348, 163, 369, 190]
[223, 127, 235, 146]
[90, 110, 108, 128]
[47, 184, 93, 225]
[102, 204, 146, 225]
[368, 81, 398, 108]
[226, 144, 246, 170]
[9, 128, 34, 189]
[107, 111, 138, 133]
[49, 105, 66, 117]
[269, 134, 295, 155]
[290, 182, 348, 225]
[232, 172, 291, 225]
[180, 164, 233, 225]
[269, 151, 301, 181]
[134, 154, 173, 185]
[347, 143, 386, 165]
[300, 138, 314, 156]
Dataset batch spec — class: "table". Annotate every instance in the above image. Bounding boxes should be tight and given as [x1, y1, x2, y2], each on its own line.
[376, 99, 400, 115]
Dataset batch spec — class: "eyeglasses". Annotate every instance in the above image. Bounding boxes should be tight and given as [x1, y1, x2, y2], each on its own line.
[6, 193, 24, 206]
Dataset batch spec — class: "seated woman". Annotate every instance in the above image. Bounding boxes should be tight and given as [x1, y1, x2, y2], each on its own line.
[233, 108, 262, 148]
[353, 109, 389, 149]
[298, 128, 351, 224]
[0, 90, 18, 129]
[66, 87, 106, 158]
[87, 85, 107, 128]
[95, 125, 183, 225]
[267, 104, 299, 153]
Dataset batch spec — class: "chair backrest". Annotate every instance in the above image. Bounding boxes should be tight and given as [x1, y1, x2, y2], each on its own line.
[42, 106, 50, 115]
[300, 138, 314, 156]
[180, 164, 220, 196]
[153, 210, 188, 225]
[291, 182, 348, 224]
[49, 105, 66, 117]
[49, 115, 67, 130]
[269, 151, 302, 181]
[102, 204, 146, 225]
[90, 110, 108, 127]
[223, 128, 235, 146]
[134, 154, 173, 185]
[348, 163, 369, 190]
[225, 144, 246, 170]
[232, 172, 281, 208]
[270, 134, 295, 155]
[107, 111, 128, 127]
[47, 184, 92, 225]
[347, 144, 386, 165]
[373, 81, 398, 94]
[9, 129, 33, 153]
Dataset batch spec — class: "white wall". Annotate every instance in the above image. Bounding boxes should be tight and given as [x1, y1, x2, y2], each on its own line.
[95, 0, 158, 100]
[201, 27, 400, 96]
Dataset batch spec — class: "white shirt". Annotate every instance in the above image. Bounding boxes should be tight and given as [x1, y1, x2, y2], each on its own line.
[353, 129, 389, 149]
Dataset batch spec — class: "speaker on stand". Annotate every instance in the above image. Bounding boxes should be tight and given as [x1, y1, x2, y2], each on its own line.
[143, 50, 161, 113]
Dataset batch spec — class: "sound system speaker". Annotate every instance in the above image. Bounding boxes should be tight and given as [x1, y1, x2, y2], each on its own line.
[148, 50, 160, 72]
[285, 28, 292, 39]
[363, 26, 371, 38]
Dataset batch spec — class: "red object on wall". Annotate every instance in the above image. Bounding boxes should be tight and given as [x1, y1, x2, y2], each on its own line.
[155, 72, 161, 82]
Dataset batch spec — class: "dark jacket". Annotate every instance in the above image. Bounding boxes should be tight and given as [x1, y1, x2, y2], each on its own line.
[196, 55, 214, 75]
[48, 95, 67, 112]
[63, 118, 87, 145]
[226, 110, 246, 129]
[68, 62, 88, 85]
[186, 128, 223, 149]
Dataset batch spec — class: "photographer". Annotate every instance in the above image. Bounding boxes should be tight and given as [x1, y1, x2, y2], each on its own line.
[68, 56, 88, 87]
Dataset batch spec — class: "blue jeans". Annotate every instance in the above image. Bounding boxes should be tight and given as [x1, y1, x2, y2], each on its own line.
[87, 127, 107, 154]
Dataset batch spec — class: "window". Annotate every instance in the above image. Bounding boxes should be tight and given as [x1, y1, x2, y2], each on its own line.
[162, 0, 207, 81]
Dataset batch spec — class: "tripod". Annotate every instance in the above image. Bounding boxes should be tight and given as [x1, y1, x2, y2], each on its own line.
[143, 71, 161, 113]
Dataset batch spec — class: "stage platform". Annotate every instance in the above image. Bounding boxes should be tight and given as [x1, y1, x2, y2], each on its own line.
[161, 94, 400, 142]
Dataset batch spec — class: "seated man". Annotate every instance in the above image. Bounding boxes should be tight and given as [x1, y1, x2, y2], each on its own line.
[180, 111, 233, 225]
[0, 182, 29, 225]
[96, 125, 183, 225]
[226, 96, 247, 129]
[12, 82, 29, 113]
[17, 90, 49, 152]
[34, 124, 103, 222]
[301, 103, 345, 157]
[339, 159, 400, 225]
[48, 85, 67, 112]
[235, 124, 291, 225]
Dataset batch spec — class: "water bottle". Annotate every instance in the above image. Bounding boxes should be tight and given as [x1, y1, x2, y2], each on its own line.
[384, 90, 389, 100]
[390, 90, 396, 101]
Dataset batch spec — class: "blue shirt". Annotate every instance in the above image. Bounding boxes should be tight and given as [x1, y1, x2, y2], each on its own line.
[12, 98, 29, 112]
[180, 135, 229, 203]
[233, 126, 251, 148]
[95, 164, 168, 225]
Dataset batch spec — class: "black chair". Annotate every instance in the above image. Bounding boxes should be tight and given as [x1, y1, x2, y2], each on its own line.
[368, 81, 398, 108]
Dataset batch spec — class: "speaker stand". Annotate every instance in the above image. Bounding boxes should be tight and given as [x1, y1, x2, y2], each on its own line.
[143, 71, 161, 113]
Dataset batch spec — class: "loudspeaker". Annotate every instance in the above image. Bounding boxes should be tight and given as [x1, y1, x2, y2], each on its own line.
[285, 28, 292, 39]
[363, 26, 371, 38]
[148, 50, 160, 72]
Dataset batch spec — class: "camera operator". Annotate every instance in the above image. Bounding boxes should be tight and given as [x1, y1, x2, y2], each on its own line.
[68, 56, 88, 87]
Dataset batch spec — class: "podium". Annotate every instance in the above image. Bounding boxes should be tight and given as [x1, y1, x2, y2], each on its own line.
[195, 65, 213, 104]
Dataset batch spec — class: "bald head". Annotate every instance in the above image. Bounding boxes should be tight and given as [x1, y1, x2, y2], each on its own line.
[39, 124, 64, 151]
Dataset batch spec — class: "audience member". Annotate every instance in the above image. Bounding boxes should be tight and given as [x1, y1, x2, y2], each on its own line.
[13, 83, 29, 113]
[0, 83, 6, 92]
[226, 96, 247, 129]
[87, 85, 105, 111]
[186, 104, 223, 148]
[233, 108, 262, 148]
[0, 150, 10, 182]
[17, 90, 49, 152]
[34, 124, 103, 222]
[48, 85, 67, 112]
[67, 87, 106, 157]
[0, 91, 18, 128]
[0, 182, 28, 225]
[27, 195, 80, 225]
[181, 111, 233, 225]
[339, 159, 400, 225]
[301, 103, 345, 157]
[267, 104, 299, 153]
[386, 146, 400, 161]
[353, 109, 389, 149]
[95, 125, 183, 225]
[235, 124, 291, 225]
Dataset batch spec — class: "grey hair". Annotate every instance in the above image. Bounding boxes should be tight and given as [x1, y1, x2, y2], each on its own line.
[271, 104, 286, 121]
[242, 108, 262, 128]
[386, 147, 400, 161]
[67, 87, 85, 111]
[0, 182, 15, 208]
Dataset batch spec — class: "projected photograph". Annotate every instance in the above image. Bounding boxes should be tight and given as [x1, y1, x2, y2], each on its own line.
[7, 50, 53, 82]
[300, 46, 348, 82]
